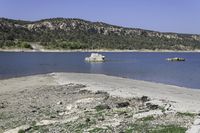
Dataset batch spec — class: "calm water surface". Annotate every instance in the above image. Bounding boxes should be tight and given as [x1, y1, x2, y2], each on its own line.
[0, 52, 200, 89]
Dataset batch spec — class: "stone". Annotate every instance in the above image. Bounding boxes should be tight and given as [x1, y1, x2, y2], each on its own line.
[166, 57, 185, 61]
[95, 104, 110, 111]
[194, 119, 200, 125]
[164, 104, 172, 111]
[66, 104, 73, 110]
[57, 101, 63, 105]
[0, 103, 6, 109]
[85, 53, 105, 62]
[85, 118, 90, 123]
[0, 101, 8, 109]
[146, 103, 159, 110]
[58, 112, 65, 116]
[141, 96, 149, 103]
[116, 102, 130, 108]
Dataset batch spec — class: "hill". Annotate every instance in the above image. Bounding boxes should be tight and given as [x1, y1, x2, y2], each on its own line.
[0, 18, 200, 50]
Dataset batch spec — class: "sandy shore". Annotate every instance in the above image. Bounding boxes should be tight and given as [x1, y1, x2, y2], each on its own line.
[1, 72, 200, 113]
[53, 73, 200, 113]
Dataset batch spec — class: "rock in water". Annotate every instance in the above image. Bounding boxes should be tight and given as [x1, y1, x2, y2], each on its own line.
[85, 53, 105, 62]
[166, 57, 186, 61]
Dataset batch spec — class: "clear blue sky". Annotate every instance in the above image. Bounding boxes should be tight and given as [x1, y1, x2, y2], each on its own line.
[0, 0, 200, 34]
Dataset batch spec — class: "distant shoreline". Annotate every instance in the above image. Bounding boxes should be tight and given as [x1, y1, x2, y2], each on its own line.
[0, 48, 200, 53]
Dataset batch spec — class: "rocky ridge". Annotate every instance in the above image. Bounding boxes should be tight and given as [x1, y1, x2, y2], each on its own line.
[0, 18, 200, 50]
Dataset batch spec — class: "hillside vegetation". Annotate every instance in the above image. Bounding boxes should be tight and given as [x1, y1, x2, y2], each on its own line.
[0, 18, 200, 50]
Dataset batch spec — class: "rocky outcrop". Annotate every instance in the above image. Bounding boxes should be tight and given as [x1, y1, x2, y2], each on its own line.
[85, 53, 105, 62]
[1, 18, 200, 41]
[166, 57, 186, 61]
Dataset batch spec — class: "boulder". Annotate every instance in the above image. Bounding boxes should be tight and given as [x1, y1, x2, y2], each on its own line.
[146, 103, 159, 110]
[166, 57, 185, 61]
[116, 102, 130, 108]
[141, 96, 149, 103]
[85, 53, 105, 62]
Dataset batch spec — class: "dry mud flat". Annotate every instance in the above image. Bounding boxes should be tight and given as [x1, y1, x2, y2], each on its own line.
[0, 73, 199, 132]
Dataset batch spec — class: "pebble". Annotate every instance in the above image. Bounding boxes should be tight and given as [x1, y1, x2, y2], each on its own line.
[57, 101, 63, 105]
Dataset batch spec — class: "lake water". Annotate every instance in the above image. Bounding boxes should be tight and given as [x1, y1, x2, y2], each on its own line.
[0, 52, 200, 89]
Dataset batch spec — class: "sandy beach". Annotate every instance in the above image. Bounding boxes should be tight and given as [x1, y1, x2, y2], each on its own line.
[52, 73, 200, 112]
[1, 72, 200, 132]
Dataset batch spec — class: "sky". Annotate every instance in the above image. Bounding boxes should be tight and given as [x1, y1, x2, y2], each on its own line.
[0, 0, 200, 34]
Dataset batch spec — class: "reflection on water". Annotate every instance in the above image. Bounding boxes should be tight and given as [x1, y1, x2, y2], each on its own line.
[88, 62, 104, 73]
[0, 52, 200, 89]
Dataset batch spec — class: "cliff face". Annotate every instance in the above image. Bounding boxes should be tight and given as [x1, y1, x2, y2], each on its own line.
[0, 18, 200, 50]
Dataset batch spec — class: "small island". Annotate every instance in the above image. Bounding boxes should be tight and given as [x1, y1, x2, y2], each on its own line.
[85, 53, 105, 62]
[166, 57, 186, 61]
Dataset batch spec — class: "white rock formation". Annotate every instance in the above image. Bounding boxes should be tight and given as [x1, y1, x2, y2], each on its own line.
[85, 53, 105, 62]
